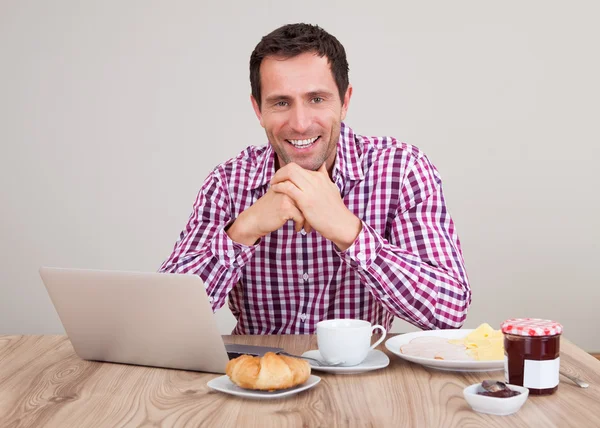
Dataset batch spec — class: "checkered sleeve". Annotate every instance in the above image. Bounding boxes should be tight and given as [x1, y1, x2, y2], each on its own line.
[158, 169, 257, 311]
[337, 154, 471, 330]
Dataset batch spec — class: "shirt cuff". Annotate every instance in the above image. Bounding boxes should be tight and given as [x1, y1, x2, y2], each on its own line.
[335, 220, 384, 269]
[211, 225, 258, 269]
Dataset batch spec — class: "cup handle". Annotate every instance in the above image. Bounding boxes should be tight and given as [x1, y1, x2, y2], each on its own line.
[369, 324, 387, 350]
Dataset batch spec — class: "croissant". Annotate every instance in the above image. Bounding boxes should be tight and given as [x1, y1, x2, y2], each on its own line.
[225, 352, 311, 391]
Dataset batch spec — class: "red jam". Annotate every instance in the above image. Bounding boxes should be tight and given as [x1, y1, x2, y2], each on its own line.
[501, 318, 562, 396]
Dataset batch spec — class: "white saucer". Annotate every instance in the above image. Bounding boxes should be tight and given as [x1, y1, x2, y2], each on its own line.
[207, 375, 320, 399]
[301, 349, 390, 374]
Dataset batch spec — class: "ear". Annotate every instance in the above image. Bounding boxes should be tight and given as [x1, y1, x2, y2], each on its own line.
[250, 95, 264, 128]
[340, 84, 353, 121]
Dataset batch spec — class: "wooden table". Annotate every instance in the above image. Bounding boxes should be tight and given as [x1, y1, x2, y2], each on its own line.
[1, 334, 599, 427]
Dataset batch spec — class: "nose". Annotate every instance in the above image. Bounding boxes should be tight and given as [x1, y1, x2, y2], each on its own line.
[288, 104, 311, 135]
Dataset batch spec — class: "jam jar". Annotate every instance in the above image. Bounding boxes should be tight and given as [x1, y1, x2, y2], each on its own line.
[501, 318, 562, 395]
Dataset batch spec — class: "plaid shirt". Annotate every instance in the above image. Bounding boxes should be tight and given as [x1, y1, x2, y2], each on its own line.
[159, 123, 471, 334]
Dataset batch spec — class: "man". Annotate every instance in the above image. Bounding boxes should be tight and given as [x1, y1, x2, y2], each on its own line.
[159, 23, 471, 334]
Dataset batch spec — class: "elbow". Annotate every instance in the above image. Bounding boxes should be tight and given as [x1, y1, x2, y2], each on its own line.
[433, 285, 471, 330]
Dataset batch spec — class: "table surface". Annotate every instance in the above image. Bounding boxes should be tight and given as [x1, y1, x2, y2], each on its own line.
[1, 334, 599, 428]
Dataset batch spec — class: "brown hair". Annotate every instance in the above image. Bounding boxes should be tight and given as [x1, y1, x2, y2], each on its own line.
[250, 23, 349, 109]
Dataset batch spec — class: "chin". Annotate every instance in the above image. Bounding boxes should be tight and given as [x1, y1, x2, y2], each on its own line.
[295, 159, 323, 171]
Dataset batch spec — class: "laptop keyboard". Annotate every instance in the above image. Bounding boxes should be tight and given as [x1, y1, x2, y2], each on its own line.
[227, 352, 245, 360]
[225, 344, 282, 360]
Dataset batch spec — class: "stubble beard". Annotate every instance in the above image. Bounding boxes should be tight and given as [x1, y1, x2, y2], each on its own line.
[269, 122, 341, 172]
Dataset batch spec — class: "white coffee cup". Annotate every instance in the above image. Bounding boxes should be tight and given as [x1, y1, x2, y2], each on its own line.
[316, 319, 387, 366]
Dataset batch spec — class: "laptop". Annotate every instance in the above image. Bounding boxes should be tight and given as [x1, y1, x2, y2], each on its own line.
[39, 267, 284, 374]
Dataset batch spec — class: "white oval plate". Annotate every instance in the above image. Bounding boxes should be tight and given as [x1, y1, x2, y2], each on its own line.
[301, 349, 390, 374]
[207, 374, 321, 399]
[385, 329, 504, 372]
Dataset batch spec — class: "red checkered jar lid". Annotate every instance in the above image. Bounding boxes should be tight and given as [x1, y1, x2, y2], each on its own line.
[501, 318, 563, 337]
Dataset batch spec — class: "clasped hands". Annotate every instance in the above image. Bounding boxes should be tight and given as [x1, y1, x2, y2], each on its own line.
[226, 162, 362, 251]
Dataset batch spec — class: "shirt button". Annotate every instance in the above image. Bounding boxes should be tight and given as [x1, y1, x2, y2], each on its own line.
[300, 229, 307, 236]
[299, 313, 307, 322]
[208, 296, 214, 304]
[302, 272, 309, 281]
[357, 252, 366, 261]
[226, 249, 235, 258]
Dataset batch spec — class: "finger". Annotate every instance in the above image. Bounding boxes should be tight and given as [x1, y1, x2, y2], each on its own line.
[270, 180, 304, 205]
[318, 162, 328, 175]
[318, 162, 336, 189]
[304, 221, 312, 234]
[271, 163, 311, 190]
[288, 206, 306, 233]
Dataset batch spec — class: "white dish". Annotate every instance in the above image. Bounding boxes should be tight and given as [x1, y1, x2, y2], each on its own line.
[207, 374, 320, 399]
[385, 329, 504, 372]
[463, 383, 529, 416]
[301, 349, 389, 374]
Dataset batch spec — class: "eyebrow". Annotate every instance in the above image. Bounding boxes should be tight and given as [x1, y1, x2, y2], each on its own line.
[264, 94, 292, 104]
[307, 90, 335, 98]
[264, 90, 336, 104]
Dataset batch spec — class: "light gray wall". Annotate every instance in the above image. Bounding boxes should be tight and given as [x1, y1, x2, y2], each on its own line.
[1, 1, 599, 350]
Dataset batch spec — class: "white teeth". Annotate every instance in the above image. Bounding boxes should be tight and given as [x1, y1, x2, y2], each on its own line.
[288, 136, 318, 148]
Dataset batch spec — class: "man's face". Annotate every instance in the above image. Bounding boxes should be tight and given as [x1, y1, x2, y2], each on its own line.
[251, 52, 352, 172]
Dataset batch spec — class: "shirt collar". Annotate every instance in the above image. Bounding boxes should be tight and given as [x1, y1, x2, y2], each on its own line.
[246, 122, 364, 190]
[246, 145, 276, 190]
[332, 122, 365, 183]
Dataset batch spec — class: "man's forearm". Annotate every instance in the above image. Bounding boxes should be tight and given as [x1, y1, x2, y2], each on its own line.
[159, 227, 254, 312]
[328, 209, 363, 252]
[336, 221, 471, 330]
[361, 244, 470, 329]
[226, 216, 262, 246]
[158, 170, 257, 311]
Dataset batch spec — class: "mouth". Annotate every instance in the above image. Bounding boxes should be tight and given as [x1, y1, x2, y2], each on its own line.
[286, 136, 320, 149]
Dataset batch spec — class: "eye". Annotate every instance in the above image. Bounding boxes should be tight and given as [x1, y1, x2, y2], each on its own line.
[312, 97, 324, 104]
[275, 101, 289, 107]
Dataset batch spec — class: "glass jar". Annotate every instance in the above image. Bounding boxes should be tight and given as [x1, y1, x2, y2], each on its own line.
[501, 318, 562, 396]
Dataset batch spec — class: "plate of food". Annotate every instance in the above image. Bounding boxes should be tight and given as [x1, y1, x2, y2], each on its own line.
[207, 351, 320, 399]
[385, 324, 505, 372]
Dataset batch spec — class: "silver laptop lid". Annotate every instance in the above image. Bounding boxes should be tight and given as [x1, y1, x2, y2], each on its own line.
[39, 267, 230, 374]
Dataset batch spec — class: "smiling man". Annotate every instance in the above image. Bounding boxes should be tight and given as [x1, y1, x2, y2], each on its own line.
[159, 23, 471, 334]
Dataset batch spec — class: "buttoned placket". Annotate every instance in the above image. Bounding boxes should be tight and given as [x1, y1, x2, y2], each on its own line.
[298, 230, 308, 327]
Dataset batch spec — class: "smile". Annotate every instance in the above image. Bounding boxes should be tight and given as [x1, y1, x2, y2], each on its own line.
[286, 136, 320, 149]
